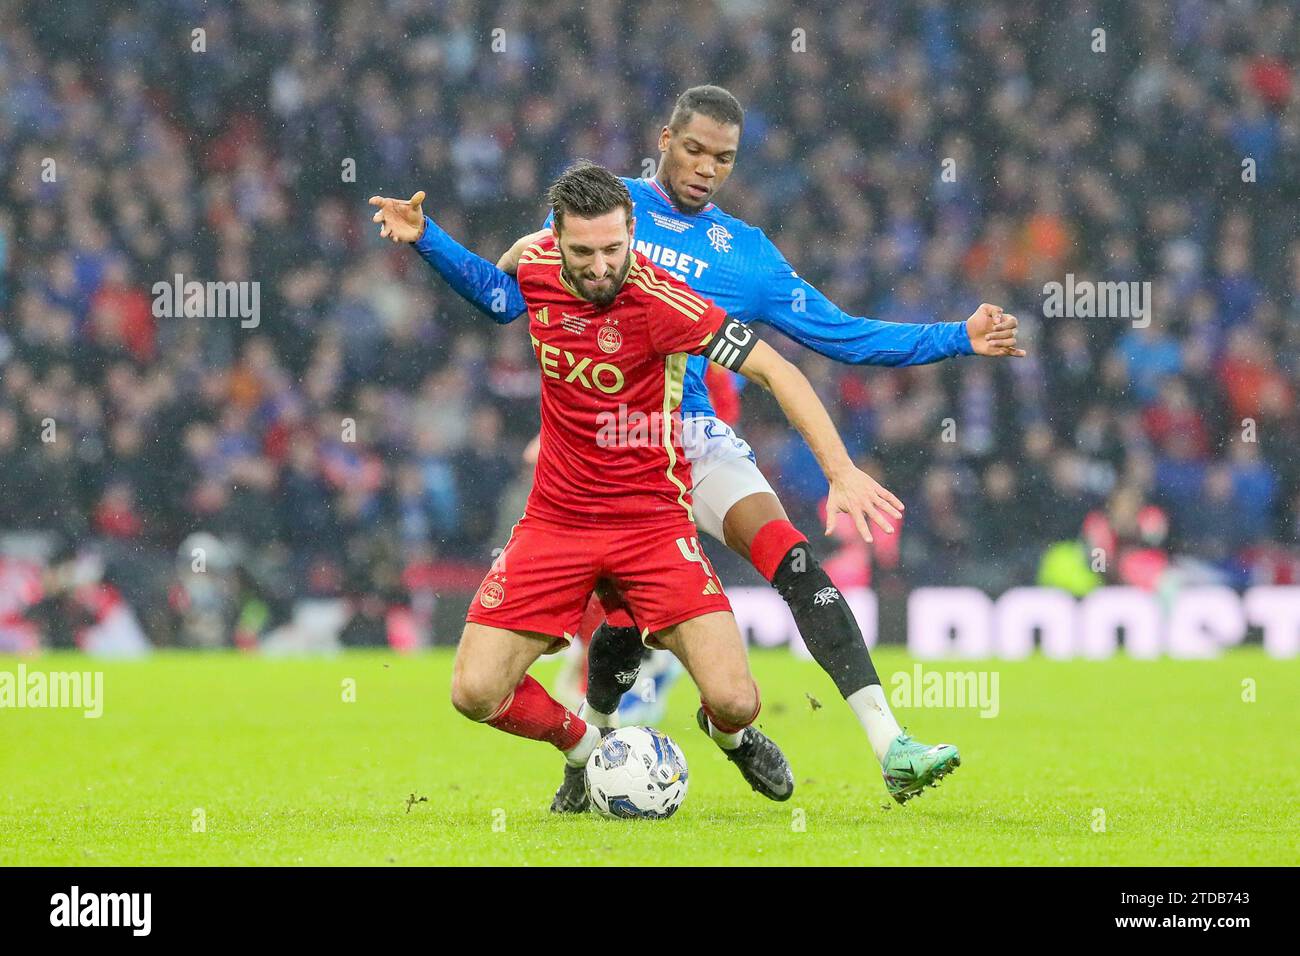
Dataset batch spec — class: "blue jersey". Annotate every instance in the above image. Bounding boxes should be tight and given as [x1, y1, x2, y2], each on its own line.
[413, 176, 973, 415]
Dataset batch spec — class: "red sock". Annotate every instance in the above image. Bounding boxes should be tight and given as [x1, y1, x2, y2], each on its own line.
[749, 519, 808, 583]
[484, 674, 588, 752]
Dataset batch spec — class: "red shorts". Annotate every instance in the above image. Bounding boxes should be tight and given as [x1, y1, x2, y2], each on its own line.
[466, 513, 731, 651]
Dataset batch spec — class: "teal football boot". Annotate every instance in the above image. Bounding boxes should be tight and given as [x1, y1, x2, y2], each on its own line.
[882, 733, 961, 804]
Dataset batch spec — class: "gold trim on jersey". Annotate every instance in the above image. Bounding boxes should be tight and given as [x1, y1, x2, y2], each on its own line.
[664, 351, 687, 409]
[557, 268, 583, 299]
[517, 241, 569, 297]
[661, 352, 692, 521]
[518, 241, 562, 268]
[629, 266, 708, 319]
[630, 275, 706, 322]
[635, 263, 708, 313]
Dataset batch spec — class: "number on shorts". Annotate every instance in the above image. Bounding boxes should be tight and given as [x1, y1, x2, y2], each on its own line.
[676, 535, 719, 582]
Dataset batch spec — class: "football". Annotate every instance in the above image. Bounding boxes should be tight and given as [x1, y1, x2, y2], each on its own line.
[585, 727, 689, 819]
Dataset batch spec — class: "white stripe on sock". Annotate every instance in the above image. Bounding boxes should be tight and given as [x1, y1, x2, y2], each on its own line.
[578, 700, 616, 728]
[564, 723, 600, 767]
[846, 683, 902, 764]
[707, 717, 744, 750]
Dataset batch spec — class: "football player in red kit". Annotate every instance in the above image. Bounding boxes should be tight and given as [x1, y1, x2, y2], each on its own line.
[378, 161, 903, 807]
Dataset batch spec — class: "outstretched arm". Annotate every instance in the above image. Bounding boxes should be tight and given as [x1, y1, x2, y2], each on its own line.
[699, 319, 904, 544]
[748, 235, 1023, 363]
[741, 340, 904, 543]
[368, 191, 527, 324]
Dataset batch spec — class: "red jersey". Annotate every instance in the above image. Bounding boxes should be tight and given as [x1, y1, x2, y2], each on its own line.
[516, 236, 727, 528]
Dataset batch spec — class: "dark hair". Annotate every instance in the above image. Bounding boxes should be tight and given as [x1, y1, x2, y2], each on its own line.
[546, 160, 633, 231]
[668, 85, 745, 134]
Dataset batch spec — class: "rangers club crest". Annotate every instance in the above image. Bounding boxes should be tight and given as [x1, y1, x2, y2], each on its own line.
[706, 222, 732, 253]
[597, 323, 622, 354]
[813, 586, 840, 606]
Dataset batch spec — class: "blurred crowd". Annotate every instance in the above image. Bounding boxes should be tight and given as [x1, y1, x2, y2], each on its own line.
[2, 0, 1299, 649]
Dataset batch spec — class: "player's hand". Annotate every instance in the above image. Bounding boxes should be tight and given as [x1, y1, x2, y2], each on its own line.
[368, 191, 427, 243]
[966, 303, 1026, 358]
[825, 468, 904, 543]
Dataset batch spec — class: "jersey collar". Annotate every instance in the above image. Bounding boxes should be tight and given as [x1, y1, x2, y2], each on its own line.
[557, 268, 584, 300]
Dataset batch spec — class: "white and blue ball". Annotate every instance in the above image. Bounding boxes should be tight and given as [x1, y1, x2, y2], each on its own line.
[585, 726, 688, 819]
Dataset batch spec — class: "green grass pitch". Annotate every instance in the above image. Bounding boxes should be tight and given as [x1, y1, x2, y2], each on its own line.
[2, 649, 1296, 866]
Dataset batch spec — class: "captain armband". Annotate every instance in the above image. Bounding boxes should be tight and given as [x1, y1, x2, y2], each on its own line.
[704, 316, 759, 371]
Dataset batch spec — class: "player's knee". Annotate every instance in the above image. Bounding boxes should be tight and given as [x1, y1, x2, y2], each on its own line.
[450, 673, 501, 722]
[705, 683, 759, 731]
